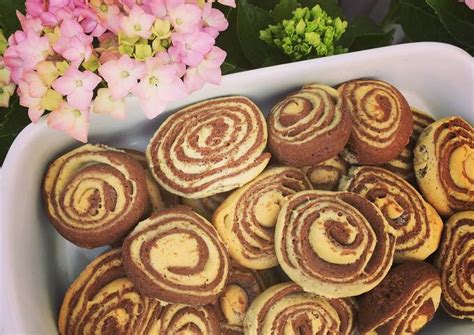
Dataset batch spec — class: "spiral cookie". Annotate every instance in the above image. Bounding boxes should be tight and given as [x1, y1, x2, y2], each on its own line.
[358, 262, 442, 334]
[244, 282, 356, 335]
[147, 96, 271, 198]
[213, 167, 312, 269]
[182, 192, 229, 220]
[215, 263, 269, 334]
[383, 108, 435, 184]
[58, 249, 162, 335]
[43, 144, 149, 248]
[275, 190, 396, 298]
[338, 79, 412, 165]
[302, 155, 349, 191]
[159, 304, 221, 334]
[414, 116, 474, 217]
[339, 166, 443, 262]
[267, 84, 351, 167]
[434, 211, 474, 320]
[122, 206, 229, 305]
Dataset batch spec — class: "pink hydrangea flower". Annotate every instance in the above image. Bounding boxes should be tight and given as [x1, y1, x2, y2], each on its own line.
[155, 48, 186, 77]
[184, 46, 226, 92]
[98, 54, 145, 99]
[17, 71, 48, 122]
[53, 19, 93, 64]
[465, 0, 474, 9]
[47, 101, 89, 142]
[120, 5, 155, 39]
[93, 88, 126, 119]
[146, 0, 167, 18]
[216, 0, 236, 7]
[52, 67, 101, 110]
[16, 11, 43, 35]
[168, 3, 202, 33]
[132, 58, 187, 118]
[90, 0, 123, 33]
[202, 3, 228, 38]
[171, 31, 214, 66]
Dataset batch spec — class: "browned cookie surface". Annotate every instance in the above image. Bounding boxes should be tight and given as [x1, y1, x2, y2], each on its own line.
[302, 155, 349, 190]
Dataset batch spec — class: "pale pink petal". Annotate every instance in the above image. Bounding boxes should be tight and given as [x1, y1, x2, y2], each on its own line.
[169, 4, 202, 33]
[158, 76, 187, 101]
[68, 89, 93, 110]
[139, 95, 167, 119]
[83, 71, 102, 90]
[28, 106, 45, 123]
[191, 32, 215, 54]
[52, 76, 76, 95]
[218, 0, 236, 7]
[202, 4, 228, 32]
[184, 67, 205, 92]
[205, 47, 227, 67]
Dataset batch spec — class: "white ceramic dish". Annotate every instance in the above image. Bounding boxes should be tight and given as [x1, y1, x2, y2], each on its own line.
[1, 42, 473, 334]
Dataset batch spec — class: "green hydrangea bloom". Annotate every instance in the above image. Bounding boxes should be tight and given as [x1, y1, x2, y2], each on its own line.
[260, 5, 348, 61]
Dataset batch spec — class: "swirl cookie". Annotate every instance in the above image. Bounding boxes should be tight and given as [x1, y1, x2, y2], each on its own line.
[338, 79, 413, 165]
[339, 166, 443, 262]
[213, 167, 312, 269]
[147, 96, 271, 198]
[267, 84, 351, 167]
[244, 282, 356, 335]
[383, 108, 435, 184]
[182, 192, 229, 220]
[58, 249, 162, 335]
[122, 206, 229, 305]
[215, 263, 269, 334]
[302, 155, 349, 191]
[358, 262, 442, 334]
[434, 211, 474, 320]
[414, 116, 474, 217]
[159, 304, 221, 334]
[275, 190, 396, 298]
[43, 144, 149, 248]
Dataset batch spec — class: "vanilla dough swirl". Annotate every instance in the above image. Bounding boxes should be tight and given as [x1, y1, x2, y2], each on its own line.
[275, 190, 396, 298]
[339, 166, 443, 262]
[122, 206, 229, 305]
[43, 144, 149, 248]
[159, 304, 221, 335]
[147, 96, 271, 198]
[213, 167, 312, 269]
[243, 282, 356, 335]
[414, 116, 474, 217]
[58, 249, 162, 335]
[302, 155, 349, 191]
[434, 211, 474, 320]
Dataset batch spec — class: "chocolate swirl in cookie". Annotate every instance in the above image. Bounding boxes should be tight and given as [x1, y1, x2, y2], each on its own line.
[43, 144, 149, 248]
[302, 155, 349, 191]
[358, 262, 441, 334]
[244, 282, 356, 335]
[434, 211, 474, 320]
[338, 79, 413, 165]
[267, 84, 351, 167]
[122, 206, 229, 305]
[58, 249, 162, 335]
[414, 116, 474, 216]
[275, 190, 396, 298]
[159, 304, 221, 335]
[339, 166, 443, 262]
[147, 96, 271, 198]
[213, 167, 312, 269]
[383, 108, 435, 184]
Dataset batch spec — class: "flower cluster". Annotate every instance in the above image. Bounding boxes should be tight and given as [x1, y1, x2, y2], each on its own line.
[0, 30, 16, 108]
[260, 5, 348, 61]
[3, 0, 234, 142]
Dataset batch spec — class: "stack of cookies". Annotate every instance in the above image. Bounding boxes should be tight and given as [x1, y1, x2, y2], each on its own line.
[43, 80, 473, 334]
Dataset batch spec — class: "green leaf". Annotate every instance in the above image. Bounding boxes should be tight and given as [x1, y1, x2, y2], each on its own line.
[247, 0, 280, 11]
[299, 0, 345, 19]
[0, 0, 24, 36]
[426, 0, 474, 47]
[0, 94, 31, 165]
[270, 0, 299, 22]
[339, 16, 394, 51]
[397, 0, 459, 45]
[221, 62, 236, 74]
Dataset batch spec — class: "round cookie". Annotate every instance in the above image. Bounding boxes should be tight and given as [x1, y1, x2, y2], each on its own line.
[244, 282, 356, 335]
[338, 79, 413, 165]
[434, 211, 474, 320]
[302, 155, 349, 190]
[213, 166, 312, 269]
[414, 116, 474, 217]
[147, 96, 271, 198]
[358, 262, 442, 334]
[58, 249, 162, 335]
[383, 108, 435, 185]
[339, 166, 443, 262]
[43, 144, 149, 248]
[159, 304, 221, 334]
[275, 190, 396, 298]
[122, 206, 229, 305]
[267, 84, 351, 167]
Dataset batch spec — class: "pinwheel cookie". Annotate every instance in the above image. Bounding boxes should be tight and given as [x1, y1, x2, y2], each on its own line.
[267, 84, 351, 167]
[338, 79, 413, 165]
[302, 155, 349, 191]
[147, 96, 271, 198]
[414, 116, 474, 217]
[159, 304, 221, 335]
[43, 144, 149, 248]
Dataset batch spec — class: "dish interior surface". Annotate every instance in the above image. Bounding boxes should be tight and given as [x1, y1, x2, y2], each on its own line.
[1, 42, 473, 334]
